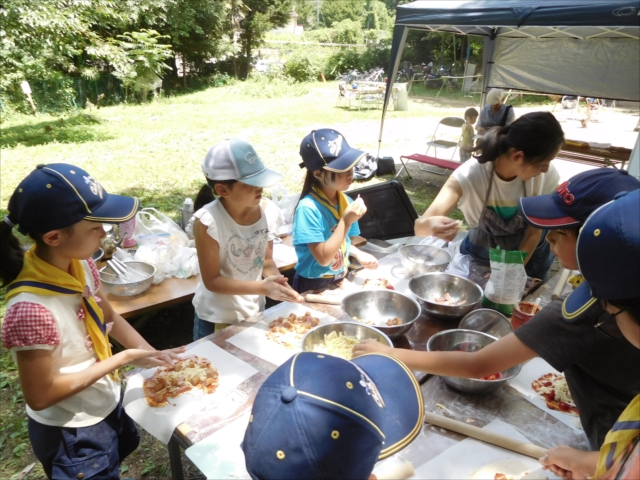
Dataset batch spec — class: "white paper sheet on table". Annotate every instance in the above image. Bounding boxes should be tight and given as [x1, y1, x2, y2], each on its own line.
[509, 357, 583, 433]
[407, 419, 562, 480]
[225, 302, 338, 367]
[272, 243, 297, 266]
[185, 412, 251, 479]
[123, 341, 258, 444]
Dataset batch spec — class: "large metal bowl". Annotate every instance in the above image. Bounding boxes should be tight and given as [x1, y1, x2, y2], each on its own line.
[409, 272, 483, 320]
[341, 290, 421, 339]
[100, 261, 155, 296]
[91, 248, 104, 263]
[301, 322, 393, 360]
[399, 244, 452, 276]
[459, 308, 513, 338]
[427, 329, 521, 393]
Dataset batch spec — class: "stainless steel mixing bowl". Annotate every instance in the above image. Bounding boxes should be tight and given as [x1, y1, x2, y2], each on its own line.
[458, 308, 513, 338]
[301, 322, 392, 359]
[341, 289, 421, 339]
[398, 244, 452, 276]
[427, 329, 521, 393]
[100, 261, 155, 296]
[409, 272, 483, 320]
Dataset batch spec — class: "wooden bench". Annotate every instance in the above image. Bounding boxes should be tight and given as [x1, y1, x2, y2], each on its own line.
[558, 140, 631, 169]
[396, 154, 463, 179]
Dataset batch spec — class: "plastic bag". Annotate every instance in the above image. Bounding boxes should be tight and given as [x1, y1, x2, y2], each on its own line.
[133, 208, 189, 252]
[445, 252, 472, 277]
[353, 154, 377, 180]
[171, 247, 199, 279]
[271, 186, 300, 226]
[134, 243, 173, 284]
[482, 247, 527, 316]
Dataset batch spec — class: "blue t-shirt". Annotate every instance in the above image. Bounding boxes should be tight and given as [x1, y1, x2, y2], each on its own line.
[293, 194, 360, 279]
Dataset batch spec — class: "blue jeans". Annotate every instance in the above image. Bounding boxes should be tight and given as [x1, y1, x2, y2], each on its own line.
[193, 313, 230, 341]
[460, 233, 553, 282]
[29, 395, 139, 480]
[292, 274, 340, 294]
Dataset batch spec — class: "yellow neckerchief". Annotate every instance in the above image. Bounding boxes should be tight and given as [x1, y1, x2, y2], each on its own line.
[6, 246, 116, 379]
[309, 185, 350, 273]
[595, 394, 640, 477]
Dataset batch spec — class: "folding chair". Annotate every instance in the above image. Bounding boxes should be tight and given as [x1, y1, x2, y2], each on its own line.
[424, 116, 465, 168]
[395, 154, 462, 179]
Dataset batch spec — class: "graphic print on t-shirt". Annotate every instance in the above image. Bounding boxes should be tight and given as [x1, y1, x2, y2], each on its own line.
[227, 232, 265, 275]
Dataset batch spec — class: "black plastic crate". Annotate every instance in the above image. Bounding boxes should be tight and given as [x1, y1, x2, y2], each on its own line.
[346, 180, 418, 240]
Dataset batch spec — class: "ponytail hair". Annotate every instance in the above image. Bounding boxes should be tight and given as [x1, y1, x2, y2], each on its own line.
[473, 111, 564, 165]
[292, 169, 321, 222]
[194, 183, 216, 211]
[0, 219, 26, 287]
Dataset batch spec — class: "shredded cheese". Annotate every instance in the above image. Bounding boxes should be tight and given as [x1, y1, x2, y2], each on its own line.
[311, 331, 361, 360]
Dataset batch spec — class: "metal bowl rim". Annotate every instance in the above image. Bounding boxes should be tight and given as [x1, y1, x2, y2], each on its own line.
[301, 321, 393, 351]
[398, 243, 452, 267]
[99, 261, 156, 286]
[408, 272, 484, 303]
[340, 289, 422, 327]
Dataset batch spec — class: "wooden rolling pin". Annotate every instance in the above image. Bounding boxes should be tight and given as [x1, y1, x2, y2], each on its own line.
[551, 268, 572, 299]
[303, 293, 342, 305]
[424, 412, 548, 459]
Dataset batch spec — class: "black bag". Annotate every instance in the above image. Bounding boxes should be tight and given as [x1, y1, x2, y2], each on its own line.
[375, 156, 396, 176]
[353, 154, 377, 180]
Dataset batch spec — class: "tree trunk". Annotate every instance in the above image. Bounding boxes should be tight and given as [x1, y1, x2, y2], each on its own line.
[182, 56, 187, 87]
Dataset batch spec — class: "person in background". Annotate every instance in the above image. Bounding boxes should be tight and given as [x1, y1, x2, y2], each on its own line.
[191, 139, 302, 340]
[242, 352, 423, 480]
[291, 128, 378, 294]
[356, 168, 640, 452]
[0, 163, 183, 479]
[540, 189, 640, 480]
[415, 112, 563, 281]
[476, 88, 516, 134]
[459, 107, 479, 163]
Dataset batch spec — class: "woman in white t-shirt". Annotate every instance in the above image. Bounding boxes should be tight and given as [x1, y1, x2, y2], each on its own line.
[415, 112, 564, 280]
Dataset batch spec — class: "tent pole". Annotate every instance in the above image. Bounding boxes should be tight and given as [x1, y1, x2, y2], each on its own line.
[480, 31, 497, 107]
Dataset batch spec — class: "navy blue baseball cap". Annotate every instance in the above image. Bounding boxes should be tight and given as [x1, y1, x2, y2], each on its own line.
[242, 352, 423, 480]
[299, 129, 367, 173]
[563, 190, 640, 320]
[7, 163, 138, 235]
[519, 169, 640, 229]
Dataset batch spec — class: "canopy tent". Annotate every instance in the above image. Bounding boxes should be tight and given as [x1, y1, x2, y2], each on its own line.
[379, 0, 640, 173]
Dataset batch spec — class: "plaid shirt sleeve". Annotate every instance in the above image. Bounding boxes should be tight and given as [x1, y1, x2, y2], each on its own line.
[86, 257, 101, 292]
[1, 302, 60, 350]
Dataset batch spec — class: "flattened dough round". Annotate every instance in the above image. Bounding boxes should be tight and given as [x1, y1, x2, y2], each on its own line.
[468, 459, 548, 479]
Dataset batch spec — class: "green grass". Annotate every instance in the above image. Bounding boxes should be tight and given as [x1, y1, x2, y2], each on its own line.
[0, 80, 547, 478]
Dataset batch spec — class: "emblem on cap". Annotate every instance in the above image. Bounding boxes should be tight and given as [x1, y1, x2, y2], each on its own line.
[84, 175, 104, 199]
[328, 135, 343, 156]
[556, 181, 574, 205]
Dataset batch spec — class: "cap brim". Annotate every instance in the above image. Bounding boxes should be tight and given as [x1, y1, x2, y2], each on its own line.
[562, 280, 598, 321]
[351, 353, 424, 459]
[85, 195, 138, 223]
[240, 168, 283, 188]
[518, 196, 580, 229]
[324, 148, 367, 173]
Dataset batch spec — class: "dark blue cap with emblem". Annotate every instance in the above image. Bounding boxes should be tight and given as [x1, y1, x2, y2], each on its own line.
[519, 168, 640, 229]
[242, 352, 423, 480]
[7, 163, 138, 235]
[563, 189, 640, 321]
[299, 128, 367, 173]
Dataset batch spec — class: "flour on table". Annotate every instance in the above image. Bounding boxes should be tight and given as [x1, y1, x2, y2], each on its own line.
[469, 460, 548, 480]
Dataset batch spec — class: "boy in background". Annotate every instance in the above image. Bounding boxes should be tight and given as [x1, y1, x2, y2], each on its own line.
[459, 107, 478, 163]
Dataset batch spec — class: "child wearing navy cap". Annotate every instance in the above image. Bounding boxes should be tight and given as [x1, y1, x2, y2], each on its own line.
[292, 129, 379, 293]
[242, 351, 424, 479]
[540, 189, 640, 480]
[0, 164, 184, 479]
[355, 168, 640, 451]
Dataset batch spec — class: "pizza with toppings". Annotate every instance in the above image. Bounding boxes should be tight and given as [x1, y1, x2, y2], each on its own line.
[266, 312, 321, 348]
[362, 278, 395, 290]
[531, 373, 579, 416]
[143, 356, 219, 407]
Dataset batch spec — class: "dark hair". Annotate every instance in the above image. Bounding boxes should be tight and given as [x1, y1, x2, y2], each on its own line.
[292, 169, 339, 220]
[0, 220, 26, 287]
[465, 107, 478, 119]
[608, 298, 640, 326]
[473, 111, 564, 165]
[194, 184, 216, 211]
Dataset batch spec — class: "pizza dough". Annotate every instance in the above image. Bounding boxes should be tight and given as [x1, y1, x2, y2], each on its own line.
[362, 278, 395, 290]
[266, 312, 320, 348]
[531, 373, 579, 416]
[468, 459, 548, 480]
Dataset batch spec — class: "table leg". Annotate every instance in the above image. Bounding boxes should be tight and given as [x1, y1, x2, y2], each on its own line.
[167, 437, 184, 480]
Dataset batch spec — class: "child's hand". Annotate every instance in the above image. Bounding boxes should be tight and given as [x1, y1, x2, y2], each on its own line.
[354, 251, 378, 269]
[343, 196, 367, 225]
[426, 216, 459, 241]
[352, 339, 392, 357]
[125, 347, 186, 369]
[263, 275, 304, 303]
[539, 446, 590, 480]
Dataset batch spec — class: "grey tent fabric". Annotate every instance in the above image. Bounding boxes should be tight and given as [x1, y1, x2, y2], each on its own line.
[378, 0, 640, 156]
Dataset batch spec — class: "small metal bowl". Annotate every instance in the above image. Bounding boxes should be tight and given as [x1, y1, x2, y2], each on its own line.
[399, 243, 452, 276]
[409, 272, 483, 320]
[459, 308, 513, 338]
[427, 329, 522, 393]
[301, 322, 392, 360]
[341, 290, 421, 339]
[91, 248, 104, 263]
[100, 261, 155, 297]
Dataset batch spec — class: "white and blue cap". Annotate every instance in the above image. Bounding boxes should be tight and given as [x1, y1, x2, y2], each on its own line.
[242, 352, 424, 480]
[202, 139, 282, 188]
[299, 128, 367, 173]
[7, 163, 138, 235]
[563, 189, 640, 320]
